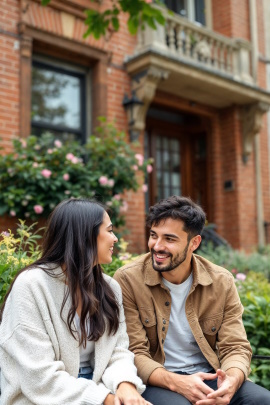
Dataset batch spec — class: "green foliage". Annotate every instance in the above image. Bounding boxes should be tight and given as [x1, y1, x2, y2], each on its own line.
[198, 243, 270, 280]
[0, 221, 42, 305]
[0, 119, 152, 231]
[237, 272, 270, 389]
[42, 0, 165, 39]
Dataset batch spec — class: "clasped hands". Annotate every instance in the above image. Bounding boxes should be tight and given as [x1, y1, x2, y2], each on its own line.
[172, 368, 241, 405]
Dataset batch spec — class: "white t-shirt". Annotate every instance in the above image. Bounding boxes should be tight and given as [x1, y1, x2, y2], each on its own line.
[163, 273, 212, 374]
[75, 312, 94, 368]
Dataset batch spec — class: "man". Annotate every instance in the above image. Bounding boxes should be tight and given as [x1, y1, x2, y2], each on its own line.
[114, 196, 270, 405]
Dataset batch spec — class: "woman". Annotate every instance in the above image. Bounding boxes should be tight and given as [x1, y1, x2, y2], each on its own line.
[0, 198, 150, 405]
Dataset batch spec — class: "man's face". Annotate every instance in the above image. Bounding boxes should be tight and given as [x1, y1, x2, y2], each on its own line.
[148, 218, 193, 273]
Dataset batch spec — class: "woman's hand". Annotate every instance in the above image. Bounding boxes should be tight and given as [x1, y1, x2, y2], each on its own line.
[114, 382, 152, 405]
[104, 393, 115, 405]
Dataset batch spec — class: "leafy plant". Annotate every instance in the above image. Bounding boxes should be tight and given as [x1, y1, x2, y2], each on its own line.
[237, 272, 270, 389]
[0, 119, 153, 231]
[41, 0, 166, 39]
[198, 243, 270, 280]
[0, 221, 42, 305]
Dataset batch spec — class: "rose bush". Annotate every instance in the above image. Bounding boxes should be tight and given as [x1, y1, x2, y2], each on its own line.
[0, 119, 153, 230]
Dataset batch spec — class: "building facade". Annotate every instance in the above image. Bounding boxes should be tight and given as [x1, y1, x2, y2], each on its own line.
[1, 0, 270, 252]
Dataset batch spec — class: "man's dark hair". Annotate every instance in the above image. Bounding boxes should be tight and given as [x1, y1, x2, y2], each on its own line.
[146, 196, 206, 239]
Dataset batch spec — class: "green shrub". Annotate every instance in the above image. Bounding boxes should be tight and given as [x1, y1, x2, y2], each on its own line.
[198, 243, 270, 280]
[237, 272, 270, 389]
[0, 221, 42, 305]
[0, 119, 152, 231]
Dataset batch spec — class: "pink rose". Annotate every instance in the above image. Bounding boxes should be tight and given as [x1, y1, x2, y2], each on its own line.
[147, 164, 153, 173]
[142, 184, 148, 193]
[10, 210, 16, 217]
[145, 0, 152, 3]
[47, 149, 53, 154]
[1, 231, 10, 237]
[34, 205, 44, 214]
[41, 169, 52, 178]
[32, 162, 39, 168]
[120, 201, 128, 213]
[63, 173, 70, 181]
[99, 176, 108, 186]
[236, 273, 246, 281]
[132, 165, 138, 171]
[20, 139, 27, 148]
[71, 157, 79, 164]
[113, 194, 121, 200]
[107, 179, 115, 187]
[135, 153, 144, 166]
[66, 153, 75, 161]
[54, 140, 62, 148]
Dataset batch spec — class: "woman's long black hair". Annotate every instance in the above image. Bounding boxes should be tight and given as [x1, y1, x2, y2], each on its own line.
[0, 198, 120, 346]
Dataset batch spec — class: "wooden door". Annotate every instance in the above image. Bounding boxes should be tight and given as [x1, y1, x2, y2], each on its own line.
[145, 120, 208, 213]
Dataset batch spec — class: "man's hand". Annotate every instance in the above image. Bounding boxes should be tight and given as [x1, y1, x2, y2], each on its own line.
[114, 382, 153, 405]
[148, 368, 217, 404]
[196, 368, 244, 405]
[172, 372, 218, 404]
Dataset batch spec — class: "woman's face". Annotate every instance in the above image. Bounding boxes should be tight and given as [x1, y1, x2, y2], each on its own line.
[97, 211, 118, 264]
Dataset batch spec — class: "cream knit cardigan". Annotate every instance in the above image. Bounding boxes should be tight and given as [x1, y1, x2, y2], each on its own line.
[0, 267, 145, 404]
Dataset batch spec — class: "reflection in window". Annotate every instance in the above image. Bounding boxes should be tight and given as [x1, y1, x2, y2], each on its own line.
[156, 135, 181, 201]
[31, 61, 86, 142]
[161, 0, 206, 26]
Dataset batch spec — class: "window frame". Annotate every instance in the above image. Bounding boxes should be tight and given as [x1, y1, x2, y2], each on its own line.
[31, 59, 87, 143]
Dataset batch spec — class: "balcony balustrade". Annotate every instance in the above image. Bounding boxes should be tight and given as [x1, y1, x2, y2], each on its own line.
[136, 9, 253, 84]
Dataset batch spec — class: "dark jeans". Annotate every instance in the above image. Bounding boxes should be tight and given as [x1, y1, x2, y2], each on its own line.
[142, 373, 270, 405]
[78, 366, 93, 380]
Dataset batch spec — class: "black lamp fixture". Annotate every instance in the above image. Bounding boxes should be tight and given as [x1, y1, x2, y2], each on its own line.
[122, 90, 144, 142]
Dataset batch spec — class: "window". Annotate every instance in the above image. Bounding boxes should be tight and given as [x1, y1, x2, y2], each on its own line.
[162, 0, 206, 26]
[155, 135, 181, 200]
[31, 59, 88, 143]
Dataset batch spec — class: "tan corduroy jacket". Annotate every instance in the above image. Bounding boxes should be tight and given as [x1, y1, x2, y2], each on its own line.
[114, 253, 252, 385]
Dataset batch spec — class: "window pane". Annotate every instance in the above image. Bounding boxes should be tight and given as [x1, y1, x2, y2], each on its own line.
[31, 126, 78, 143]
[195, 0, 205, 25]
[155, 135, 181, 200]
[32, 65, 81, 129]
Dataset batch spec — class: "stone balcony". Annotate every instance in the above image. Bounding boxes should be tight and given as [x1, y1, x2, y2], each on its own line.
[137, 10, 254, 87]
[124, 8, 270, 112]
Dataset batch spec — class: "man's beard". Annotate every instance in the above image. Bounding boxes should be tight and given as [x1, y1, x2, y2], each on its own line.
[151, 242, 190, 273]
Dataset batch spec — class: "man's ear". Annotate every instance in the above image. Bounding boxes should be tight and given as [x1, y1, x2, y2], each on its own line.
[189, 235, 201, 252]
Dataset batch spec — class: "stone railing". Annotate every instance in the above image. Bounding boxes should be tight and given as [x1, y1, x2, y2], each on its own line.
[136, 9, 254, 84]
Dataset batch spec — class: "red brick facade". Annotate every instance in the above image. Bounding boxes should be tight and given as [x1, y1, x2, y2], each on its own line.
[1, 0, 270, 251]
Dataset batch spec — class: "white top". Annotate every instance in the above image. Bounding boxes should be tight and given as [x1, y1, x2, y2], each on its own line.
[163, 273, 212, 374]
[74, 313, 95, 368]
[0, 267, 145, 405]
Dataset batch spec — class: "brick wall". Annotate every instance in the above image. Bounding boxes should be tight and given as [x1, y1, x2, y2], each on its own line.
[0, 0, 270, 252]
[0, 0, 147, 252]
[0, 0, 20, 153]
[212, 0, 250, 39]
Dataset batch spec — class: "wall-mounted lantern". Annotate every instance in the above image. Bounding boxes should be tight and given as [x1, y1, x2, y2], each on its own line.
[122, 90, 144, 142]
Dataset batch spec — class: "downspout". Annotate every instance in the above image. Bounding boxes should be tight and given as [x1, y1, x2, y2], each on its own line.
[249, 0, 265, 246]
